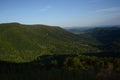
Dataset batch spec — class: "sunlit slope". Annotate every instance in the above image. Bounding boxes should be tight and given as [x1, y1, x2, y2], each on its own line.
[0, 23, 98, 62]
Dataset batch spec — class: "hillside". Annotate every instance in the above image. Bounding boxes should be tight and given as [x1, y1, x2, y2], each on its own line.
[86, 27, 120, 52]
[0, 23, 99, 62]
[67, 26, 120, 53]
[0, 23, 120, 80]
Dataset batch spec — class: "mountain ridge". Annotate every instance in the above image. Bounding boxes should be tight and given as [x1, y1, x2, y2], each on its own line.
[67, 26, 120, 53]
[0, 23, 98, 62]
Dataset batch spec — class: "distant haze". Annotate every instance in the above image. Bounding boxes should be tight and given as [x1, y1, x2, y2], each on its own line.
[0, 0, 120, 27]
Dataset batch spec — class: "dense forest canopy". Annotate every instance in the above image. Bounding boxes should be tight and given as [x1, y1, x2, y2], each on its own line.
[0, 23, 120, 80]
[0, 23, 99, 62]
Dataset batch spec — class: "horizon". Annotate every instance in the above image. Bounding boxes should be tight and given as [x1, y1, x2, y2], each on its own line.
[0, 0, 120, 27]
[1, 22, 120, 28]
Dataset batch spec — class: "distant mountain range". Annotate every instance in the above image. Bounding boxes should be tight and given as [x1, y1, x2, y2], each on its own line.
[66, 26, 120, 34]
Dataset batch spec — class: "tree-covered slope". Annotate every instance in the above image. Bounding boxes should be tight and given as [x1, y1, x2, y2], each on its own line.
[67, 26, 120, 54]
[0, 23, 99, 62]
[86, 27, 120, 53]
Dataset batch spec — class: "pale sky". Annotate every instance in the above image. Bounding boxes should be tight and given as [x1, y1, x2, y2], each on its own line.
[0, 0, 120, 27]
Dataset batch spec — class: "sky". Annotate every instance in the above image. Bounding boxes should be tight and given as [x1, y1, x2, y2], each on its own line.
[0, 0, 120, 27]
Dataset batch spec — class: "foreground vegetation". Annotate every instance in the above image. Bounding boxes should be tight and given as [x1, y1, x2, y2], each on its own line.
[0, 55, 120, 80]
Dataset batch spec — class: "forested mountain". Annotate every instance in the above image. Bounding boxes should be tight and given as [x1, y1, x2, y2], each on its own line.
[85, 27, 120, 53]
[67, 26, 120, 53]
[0, 23, 120, 80]
[0, 23, 120, 62]
[0, 23, 99, 62]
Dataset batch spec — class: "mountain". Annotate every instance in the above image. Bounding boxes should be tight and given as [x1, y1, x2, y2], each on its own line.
[85, 27, 120, 53]
[67, 26, 120, 53]
[0, 23, 98, 62]
[0, 24, 120, 80]
[1, 23, 120, 62]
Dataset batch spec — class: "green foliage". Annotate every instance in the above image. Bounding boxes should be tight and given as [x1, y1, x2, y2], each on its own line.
[85, 27, 120, 53]
[0, 23, 120, 80]
[0, 55, 120, 80]
[0, 23, 99, 62]
[68, 26, 120, 53]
